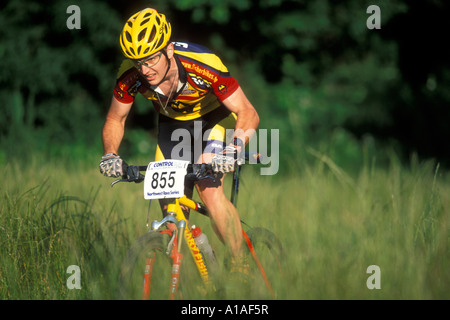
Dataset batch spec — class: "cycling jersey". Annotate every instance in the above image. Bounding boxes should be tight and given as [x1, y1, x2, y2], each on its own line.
[113, 41, 240, 121]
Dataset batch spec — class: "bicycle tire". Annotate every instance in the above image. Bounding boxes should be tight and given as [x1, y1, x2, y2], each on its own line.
[245, 227, 285, 299]
[116, 231, 175, 300]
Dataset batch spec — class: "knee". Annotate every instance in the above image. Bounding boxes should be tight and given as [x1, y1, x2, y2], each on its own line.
[196, 183, 225, 208]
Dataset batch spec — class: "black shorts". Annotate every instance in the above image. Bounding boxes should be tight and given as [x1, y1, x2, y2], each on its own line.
[155, 105, 236, 163]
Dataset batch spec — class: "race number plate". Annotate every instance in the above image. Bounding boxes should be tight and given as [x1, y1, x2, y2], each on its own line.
[144, 160, 189, 200]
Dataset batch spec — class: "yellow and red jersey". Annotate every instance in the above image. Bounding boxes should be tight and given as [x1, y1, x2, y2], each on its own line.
[113, 42, 240, 121]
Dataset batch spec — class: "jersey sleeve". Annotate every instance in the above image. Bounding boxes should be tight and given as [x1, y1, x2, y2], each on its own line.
[211, 64, 240, 102]
[113, 60, 139, 104]
[174, 42, 240, 101]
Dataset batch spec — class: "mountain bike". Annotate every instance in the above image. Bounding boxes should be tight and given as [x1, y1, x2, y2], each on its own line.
[114, 155, 284, 300]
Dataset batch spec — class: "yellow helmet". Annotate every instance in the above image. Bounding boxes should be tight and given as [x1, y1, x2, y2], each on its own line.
[120, 8, 172, 59]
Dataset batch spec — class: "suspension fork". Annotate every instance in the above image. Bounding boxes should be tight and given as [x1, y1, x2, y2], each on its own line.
[142, 252, 155, 300]
[143, 200, 187, 300]
[168, 223, 185, 300]
[165, 200, 186, 300]
[141, 228, 173, 300]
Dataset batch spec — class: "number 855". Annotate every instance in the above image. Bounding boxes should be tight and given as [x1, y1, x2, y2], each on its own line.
[151, 171, 176, 189]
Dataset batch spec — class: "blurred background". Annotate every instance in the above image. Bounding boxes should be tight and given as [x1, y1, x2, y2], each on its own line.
[1, 0, 449, 171]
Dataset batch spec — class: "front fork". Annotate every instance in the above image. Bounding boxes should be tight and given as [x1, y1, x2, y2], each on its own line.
[142, 253, 155, 300]
[145, 200, 187, 300]
[168, 219, 186, 300]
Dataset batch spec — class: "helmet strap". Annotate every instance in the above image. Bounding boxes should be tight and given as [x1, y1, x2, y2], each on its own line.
[153, 49, 172, 87]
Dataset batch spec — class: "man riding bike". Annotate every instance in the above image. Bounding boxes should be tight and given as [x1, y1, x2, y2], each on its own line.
[99, 8, 259, 272]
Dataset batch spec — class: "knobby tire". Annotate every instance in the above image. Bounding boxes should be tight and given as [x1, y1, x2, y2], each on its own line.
[117, 231, 174, 300]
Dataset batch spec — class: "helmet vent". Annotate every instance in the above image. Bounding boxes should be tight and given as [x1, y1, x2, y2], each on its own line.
[155, 35, 165, 51]
[140, 18, 150, 26]
[138, 28, 147, 41]
[125, 31, 132, 42]
[148, 26, 156, 43]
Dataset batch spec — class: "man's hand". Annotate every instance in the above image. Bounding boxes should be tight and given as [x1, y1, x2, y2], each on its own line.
[99, 153, 128, 177]
[211, 139, 244, 173]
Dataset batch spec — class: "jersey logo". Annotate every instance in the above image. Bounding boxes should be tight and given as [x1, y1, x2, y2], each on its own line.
[129, 80, 142, 95]
[218, 84, 227, 95]
[114, 89, 124, 100]
[174, 41, 189, 49]
[189, 73, 212, 89]
[182, 89, 196, 95]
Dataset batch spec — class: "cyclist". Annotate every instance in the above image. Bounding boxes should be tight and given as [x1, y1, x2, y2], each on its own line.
[99, 8, 259, 272]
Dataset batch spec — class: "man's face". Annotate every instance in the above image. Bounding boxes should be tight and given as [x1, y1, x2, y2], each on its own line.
[134, 49, 168, 85]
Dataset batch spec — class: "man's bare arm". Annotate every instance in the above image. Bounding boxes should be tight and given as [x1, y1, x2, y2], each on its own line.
[102, 97, 133, 155]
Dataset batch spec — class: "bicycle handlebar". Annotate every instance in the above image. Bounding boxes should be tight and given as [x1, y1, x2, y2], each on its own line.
[110, 152, 262, 187]
[110, 163, 217, 187]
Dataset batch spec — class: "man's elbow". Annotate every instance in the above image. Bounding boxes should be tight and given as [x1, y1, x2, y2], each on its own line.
[252, 107, 260, 129]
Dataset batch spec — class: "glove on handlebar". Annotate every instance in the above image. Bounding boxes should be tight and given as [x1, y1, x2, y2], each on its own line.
[99, 153, 128, 178]
[211, 141, 244, 174]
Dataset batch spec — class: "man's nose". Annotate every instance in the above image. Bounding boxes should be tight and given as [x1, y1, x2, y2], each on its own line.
[140, 65, 152, 74]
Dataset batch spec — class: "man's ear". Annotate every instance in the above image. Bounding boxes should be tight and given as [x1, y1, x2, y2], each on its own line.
[166, 42, 175, 59]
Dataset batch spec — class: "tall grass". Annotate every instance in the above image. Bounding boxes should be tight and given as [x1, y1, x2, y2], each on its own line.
[0, 151, 448, 299]
[246, 151, 448, 299]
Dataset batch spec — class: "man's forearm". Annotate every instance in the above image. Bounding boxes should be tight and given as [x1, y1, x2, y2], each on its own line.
[102, 117, 125, 155]
[233, 107, 260, 146]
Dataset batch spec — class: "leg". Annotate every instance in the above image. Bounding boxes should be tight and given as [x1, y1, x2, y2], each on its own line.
[196, 152, 244, 259]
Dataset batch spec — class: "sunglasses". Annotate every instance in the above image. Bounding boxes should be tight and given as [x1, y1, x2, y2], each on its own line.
[133, 51, 163, 69]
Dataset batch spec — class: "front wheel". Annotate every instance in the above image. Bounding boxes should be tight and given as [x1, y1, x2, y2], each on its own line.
[116, 231, 174, 300]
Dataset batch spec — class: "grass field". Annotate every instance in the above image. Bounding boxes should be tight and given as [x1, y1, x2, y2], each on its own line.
[0, 151, 448, 299]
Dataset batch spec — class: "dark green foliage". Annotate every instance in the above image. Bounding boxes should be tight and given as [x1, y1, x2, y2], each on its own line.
[0, 0, 122, 157]
[1, 0, 449, 170]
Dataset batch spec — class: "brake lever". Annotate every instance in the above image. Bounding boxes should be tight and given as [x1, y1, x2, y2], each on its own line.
[110, 165, 145, 187]
[111, 178, 127, 187]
